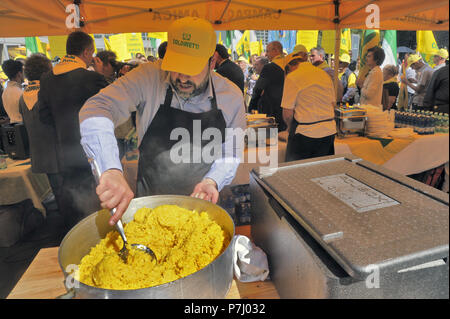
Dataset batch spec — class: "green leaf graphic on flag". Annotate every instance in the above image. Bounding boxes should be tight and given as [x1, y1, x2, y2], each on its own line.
[358, 30, 380, 79]
[417, 31, 439, 67]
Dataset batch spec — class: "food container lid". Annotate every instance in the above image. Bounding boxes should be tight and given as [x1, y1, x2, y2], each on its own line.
[252, 155, 449, 279]
[335, 108, 367, 118]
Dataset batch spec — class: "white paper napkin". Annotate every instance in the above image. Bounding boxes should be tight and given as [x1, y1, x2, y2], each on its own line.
[232, 235, 270, 282]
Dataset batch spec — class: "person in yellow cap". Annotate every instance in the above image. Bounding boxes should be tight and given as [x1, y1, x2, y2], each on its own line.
[79, 17, 246, 226]
[401, 53, 434, 111]
[338, 53, 357, 105]
[236, 55, 250, 81]
[284, 44, 308, 74]
[281, 44, 337, 162]
[433, 48, 448, 71]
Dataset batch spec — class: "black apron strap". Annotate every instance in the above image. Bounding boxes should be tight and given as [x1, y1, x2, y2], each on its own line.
[210, 77, 218, 110]
[296, 118, 335, 125]
[162, 85, 173, 108]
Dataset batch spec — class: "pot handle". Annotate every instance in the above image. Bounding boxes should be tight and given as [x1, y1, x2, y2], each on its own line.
[56, 288, 76, 299]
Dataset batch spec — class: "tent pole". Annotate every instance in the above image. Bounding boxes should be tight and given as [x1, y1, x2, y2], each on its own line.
[333, 0, 341, 104]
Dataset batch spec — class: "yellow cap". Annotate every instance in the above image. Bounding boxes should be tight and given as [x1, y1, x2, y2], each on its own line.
[435, 48, 449, 60]
[161, 17, 216, 76]
[237, 56, 248, 63]
[292, 44, 307, 55]
[285, 45, 308, 66]
[407, 54, 422, 67]
[340, 53, 351, 64]
[14, 54, 27, 61]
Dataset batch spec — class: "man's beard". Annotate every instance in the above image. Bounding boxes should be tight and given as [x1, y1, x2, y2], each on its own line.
[171, 75, 209, 100]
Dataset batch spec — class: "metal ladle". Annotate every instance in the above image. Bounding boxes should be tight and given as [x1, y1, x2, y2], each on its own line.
[88, 158, 157, 263]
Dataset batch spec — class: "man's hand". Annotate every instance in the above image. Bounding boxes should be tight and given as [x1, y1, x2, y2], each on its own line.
[96, 169, 134, 226]
[190, 178, 219, 204]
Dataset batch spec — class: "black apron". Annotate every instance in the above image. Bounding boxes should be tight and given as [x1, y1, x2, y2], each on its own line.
[136, 83, 226, 197]
[286, 117, 335, 162]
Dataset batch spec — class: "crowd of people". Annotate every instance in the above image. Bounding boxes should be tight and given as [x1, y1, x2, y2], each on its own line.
[0, 19, 448, 233]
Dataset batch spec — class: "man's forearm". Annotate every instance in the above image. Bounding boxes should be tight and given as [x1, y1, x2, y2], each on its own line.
[80, 116, 122, 174]
[282, 108, 294, 132]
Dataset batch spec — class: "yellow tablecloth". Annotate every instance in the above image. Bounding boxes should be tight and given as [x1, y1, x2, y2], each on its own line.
[335, 133, 449, 176]
[335, 135, 418, 166]
[0, 158, 51, 215]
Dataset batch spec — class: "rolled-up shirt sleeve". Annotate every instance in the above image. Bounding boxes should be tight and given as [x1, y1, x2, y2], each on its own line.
[79, 66, 148, 174]
[80, 117, 121, 173]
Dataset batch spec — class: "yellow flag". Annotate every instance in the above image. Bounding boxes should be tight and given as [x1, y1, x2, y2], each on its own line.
[89, 34, 97, 54]
[236, 30, 251, 59]
[321, 30, 335, 54]
[103, 36, 112, 51]
[110, 33, 145, 61]
[340, 29, 351, 54]
[218, 32, 223, 45]
[36, 37, 51, 59]
[125, 33, 145, 59]
[417, 31, 439, 67]
[148, 32, 168, 41]
[48, 35, 68, 59]
[250, 41, 260, 56]
[109, 34, 128, 61]
[296, 30, 318, 52]
[397, 59, 409, 110]
[321, 29, 351, 54]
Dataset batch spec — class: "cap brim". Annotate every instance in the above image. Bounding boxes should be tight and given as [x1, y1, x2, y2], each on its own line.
[161, 49, 209, 76]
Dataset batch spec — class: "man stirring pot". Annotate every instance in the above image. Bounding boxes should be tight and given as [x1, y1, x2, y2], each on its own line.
[79, 17, 246, 226]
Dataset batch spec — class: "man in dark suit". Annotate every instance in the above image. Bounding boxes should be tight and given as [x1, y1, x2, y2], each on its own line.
[424, 65, 449, 114]
[214, 44, 245, 94]
[248, 41, 287, 131]
[39, 31, 108, 232]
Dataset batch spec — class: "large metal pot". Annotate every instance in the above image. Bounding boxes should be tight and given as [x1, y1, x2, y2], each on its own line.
[58, 195, 235, 299]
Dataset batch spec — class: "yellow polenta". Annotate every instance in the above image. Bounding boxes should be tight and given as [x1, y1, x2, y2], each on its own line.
[78, 205, 229, 290]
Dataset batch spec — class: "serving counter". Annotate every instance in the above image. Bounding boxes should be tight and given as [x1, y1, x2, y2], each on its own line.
[123, 132, 448, 190]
